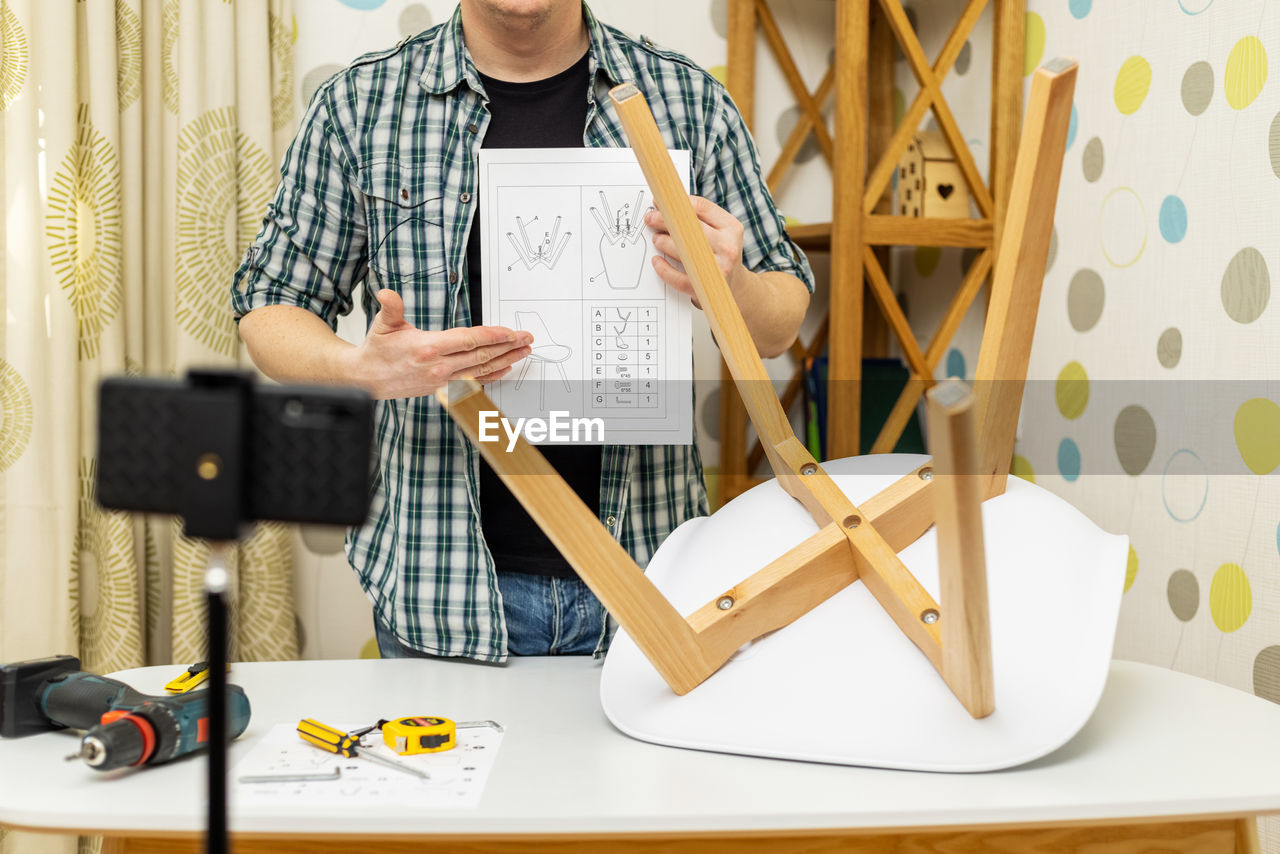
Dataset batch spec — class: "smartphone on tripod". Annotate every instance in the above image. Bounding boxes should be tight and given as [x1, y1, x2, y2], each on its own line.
[96, 372, 375, 529]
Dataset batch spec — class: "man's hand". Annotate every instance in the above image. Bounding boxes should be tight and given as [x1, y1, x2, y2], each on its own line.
[644, 196, 746, 305]
[642, 197, 810, 359]
[353, 289, 533, 400]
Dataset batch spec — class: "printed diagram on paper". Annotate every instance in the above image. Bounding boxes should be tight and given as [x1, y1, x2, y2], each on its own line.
[480, 149, 693, 445]
[231, 722, 503, 809]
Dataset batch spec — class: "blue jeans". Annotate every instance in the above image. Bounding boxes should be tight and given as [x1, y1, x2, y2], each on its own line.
[373, 571, 605, 658]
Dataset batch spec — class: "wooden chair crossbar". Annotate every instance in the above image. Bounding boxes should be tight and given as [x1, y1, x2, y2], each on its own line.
[438, 61, 1076, 717]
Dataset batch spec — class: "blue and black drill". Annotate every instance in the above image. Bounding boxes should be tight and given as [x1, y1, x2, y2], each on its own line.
[0, 654, 251, 771]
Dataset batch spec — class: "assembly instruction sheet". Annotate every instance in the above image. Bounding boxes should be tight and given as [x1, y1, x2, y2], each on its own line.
[479, 148, 693, 445]
[232, 722, 503, 809]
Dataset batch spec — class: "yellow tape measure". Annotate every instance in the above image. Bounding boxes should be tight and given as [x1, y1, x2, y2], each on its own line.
[379, 716, 456, 755]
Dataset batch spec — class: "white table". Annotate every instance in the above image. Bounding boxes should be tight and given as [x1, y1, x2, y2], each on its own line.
[0, 658, 1277, 853]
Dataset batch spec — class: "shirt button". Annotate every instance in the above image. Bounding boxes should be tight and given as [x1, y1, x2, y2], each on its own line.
[449, 271, 458, 284]
[460, 191, 472, 204]
[467, 123, 479, 134]
[605, 515, 616, 528]
[400, 188, 409, 200]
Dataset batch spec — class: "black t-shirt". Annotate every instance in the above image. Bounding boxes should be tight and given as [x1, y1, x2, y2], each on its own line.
[464, 52, 602, 578]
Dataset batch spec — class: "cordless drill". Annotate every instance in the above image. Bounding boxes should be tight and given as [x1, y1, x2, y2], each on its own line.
[0, 654, 252, 771]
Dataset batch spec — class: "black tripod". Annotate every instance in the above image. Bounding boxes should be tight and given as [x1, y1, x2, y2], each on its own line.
[96, 369, 374, 854]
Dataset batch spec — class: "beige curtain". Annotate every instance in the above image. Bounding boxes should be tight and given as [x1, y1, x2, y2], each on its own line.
[1, 1, 295, 851]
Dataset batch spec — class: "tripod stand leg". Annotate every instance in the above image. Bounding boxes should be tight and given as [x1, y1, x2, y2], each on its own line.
[205, 544, 231, 854]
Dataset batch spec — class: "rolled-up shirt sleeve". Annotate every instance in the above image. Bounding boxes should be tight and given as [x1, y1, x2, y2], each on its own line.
[232, 91, 367, 329]
[696, 90, 815, 293]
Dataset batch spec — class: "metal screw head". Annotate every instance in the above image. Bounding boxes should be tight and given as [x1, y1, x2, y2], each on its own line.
[921, 609, 940, 624]
[800, 463, 818, 476]
[918, 467, 934, 481]
[843, 514, 861, 529]
[716, 596, 735, 611]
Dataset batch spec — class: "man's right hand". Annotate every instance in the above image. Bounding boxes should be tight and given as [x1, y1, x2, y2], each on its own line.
[351, 289, 533, 400]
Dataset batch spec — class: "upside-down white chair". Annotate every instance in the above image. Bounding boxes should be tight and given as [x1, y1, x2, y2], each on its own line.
[441, 58, 1127, 771]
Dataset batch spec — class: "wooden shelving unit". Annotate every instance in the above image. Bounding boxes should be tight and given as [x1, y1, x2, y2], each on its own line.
[718, 0, 1025, 505]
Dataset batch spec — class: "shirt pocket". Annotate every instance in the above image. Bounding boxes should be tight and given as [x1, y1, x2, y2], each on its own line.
[358, 158, 448, 288]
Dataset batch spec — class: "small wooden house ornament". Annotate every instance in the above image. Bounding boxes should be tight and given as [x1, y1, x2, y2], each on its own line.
[898, 130, 970, 219]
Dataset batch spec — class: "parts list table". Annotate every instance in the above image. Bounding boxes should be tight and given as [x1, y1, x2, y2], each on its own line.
[591, 305, 659, 409]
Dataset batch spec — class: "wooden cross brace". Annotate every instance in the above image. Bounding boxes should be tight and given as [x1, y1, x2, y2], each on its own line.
[438, 61, 1076, 718]
[866, 0, 994, 218]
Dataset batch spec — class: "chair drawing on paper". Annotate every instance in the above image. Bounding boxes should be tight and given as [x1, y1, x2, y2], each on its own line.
[513, 311, 572, 411]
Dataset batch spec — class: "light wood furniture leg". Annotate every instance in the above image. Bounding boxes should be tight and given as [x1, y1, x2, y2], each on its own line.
[828, 0, 870, 459]
[991, 0, 1026, 268]
[726, 0, 756, 119]
[928, 380, 993, 718]
[1236, 816, 1262, 854]
[865, 3, 896, 360]
[974, 57, 1076, 499]
[719, 0, 756, 504]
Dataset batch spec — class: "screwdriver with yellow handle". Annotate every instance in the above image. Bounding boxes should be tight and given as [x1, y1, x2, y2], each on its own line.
[296, 718, 430, 780]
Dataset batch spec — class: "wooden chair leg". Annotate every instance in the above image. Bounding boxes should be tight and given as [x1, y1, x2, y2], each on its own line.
[974, 59, 1077, 498]
[928, 380, 993, 718]
[440, 379, 717, 694]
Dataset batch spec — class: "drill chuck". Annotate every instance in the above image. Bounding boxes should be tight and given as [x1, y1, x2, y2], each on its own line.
[77, 713, 155, 770]
[76, 735, 109, 767]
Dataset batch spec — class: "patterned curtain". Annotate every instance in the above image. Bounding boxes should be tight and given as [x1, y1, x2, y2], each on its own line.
[0, 2, 294, 850]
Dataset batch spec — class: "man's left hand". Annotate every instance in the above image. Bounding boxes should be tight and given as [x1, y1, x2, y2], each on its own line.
[644, 196, 746, 304]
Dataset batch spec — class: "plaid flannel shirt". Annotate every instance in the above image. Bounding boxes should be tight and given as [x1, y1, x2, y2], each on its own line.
[232, 3, 814, 662]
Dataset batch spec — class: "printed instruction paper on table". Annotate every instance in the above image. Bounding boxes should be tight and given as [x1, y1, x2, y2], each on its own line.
[232, 722, 503, 809]
[479, 148, 693, 446]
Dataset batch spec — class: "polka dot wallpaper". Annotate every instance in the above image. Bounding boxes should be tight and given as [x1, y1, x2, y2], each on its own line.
[285, 5, 1280, 765]
[898, 0, 1280, 749]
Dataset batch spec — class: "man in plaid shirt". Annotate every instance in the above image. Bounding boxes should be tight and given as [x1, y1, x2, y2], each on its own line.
[233, 0, 812, 662]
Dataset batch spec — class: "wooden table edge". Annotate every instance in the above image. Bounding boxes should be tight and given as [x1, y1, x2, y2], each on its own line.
[2, 809, 1271, 852]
